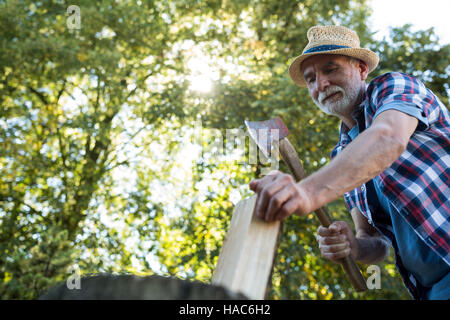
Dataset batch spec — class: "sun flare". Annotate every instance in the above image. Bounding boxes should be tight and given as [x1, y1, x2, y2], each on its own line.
[187, 55, 218, 93]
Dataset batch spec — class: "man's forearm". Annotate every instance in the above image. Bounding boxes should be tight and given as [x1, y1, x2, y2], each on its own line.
[355, 235, 390, 264]
[298, 125, 405, 213]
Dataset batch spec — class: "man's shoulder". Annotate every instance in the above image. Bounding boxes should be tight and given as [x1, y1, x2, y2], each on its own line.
[365, 71, 429, 102]
[368, 71, 419, 88]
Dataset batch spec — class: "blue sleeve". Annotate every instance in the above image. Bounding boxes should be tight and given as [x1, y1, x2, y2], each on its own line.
[372, 101, 429, 131]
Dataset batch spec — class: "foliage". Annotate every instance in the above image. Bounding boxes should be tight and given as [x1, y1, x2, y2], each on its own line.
[372, 24, 449, 106]
[1, 0, 447, 299]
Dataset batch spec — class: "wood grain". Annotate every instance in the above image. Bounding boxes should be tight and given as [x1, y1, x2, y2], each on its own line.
[211, 195, 281, 299]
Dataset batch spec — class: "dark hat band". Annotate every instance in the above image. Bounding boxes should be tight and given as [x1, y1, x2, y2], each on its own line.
[303, 44, 351, 54]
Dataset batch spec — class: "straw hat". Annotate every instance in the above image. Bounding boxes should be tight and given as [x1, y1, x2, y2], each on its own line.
[288, 25, 379, 87]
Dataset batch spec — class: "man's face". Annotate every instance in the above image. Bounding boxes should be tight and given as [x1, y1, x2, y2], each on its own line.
[301, 54, 366, 117]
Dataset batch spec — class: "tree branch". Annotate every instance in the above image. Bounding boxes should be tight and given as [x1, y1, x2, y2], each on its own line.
[27, 86, 49, 105]
[56, 80, 67, 104]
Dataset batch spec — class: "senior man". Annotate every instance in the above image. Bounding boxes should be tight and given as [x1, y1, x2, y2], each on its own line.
[249, 25, 449, 300]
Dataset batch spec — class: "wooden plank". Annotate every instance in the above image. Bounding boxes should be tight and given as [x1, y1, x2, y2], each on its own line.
[211, 195, 281, 299]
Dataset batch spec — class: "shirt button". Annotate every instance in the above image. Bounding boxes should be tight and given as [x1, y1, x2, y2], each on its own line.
[361, 185, 365, 191]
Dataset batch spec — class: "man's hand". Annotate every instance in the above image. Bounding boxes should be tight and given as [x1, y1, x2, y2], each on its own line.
[316, 221, 359, 263]
[249, 170, 312, 222]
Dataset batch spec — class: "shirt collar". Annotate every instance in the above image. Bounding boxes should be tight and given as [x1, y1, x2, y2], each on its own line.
[351, 100, 365, 121]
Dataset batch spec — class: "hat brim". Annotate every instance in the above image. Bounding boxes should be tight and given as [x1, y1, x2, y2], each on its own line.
[288, 48, 379, 87]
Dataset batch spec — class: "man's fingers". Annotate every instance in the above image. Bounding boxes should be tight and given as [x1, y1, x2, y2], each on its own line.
[265, 186, 293, 221]
[317, 226, 340, 237]
[254, 172, 289, 220]
[320, 242, 351, 262]
[317, 234, 347, 245]
[250, 171, 302, 222]
[273, 197, 298, 221]
[255, 178, 285, 220]
[252, 172, 277, 193]
[249, 172, 277, 190]
[320, 242, 349, 253]
[322, 248, 352, 261]
[328, 222, 343, 233]
[317, 221, 356, 262]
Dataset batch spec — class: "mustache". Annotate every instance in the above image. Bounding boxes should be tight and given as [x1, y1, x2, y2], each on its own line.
[318, 86, 344, 104]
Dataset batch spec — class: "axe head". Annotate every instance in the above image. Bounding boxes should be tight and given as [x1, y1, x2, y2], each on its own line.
[245, 116, 290, 158]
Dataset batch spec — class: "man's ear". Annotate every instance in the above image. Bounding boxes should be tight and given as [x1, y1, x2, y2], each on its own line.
[358, 60, 369, 81]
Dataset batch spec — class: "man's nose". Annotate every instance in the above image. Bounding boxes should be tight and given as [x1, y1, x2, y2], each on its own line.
[316, 74, 330, 92]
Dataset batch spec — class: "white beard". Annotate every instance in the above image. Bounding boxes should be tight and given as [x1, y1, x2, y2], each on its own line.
[313, 78, 361, 117]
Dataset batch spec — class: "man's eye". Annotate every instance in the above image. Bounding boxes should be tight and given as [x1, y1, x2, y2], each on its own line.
[326, 68, 337, 74]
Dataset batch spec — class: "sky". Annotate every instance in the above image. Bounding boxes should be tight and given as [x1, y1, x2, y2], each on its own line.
[369, 0, 450, 44]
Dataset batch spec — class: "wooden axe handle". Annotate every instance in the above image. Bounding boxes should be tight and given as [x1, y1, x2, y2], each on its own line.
[278, 138, 367, 292]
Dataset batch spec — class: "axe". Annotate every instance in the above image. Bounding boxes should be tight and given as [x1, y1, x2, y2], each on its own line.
[245, 116, 367, 292]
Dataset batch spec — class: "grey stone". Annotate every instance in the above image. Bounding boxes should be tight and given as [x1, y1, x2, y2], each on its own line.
[39, 274, 249, 300]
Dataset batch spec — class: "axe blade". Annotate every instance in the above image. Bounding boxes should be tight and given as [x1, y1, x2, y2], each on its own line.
[245, 116, 290, 158]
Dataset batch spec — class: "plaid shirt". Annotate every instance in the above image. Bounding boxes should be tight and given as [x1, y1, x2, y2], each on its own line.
[330, 72, 450, 299]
